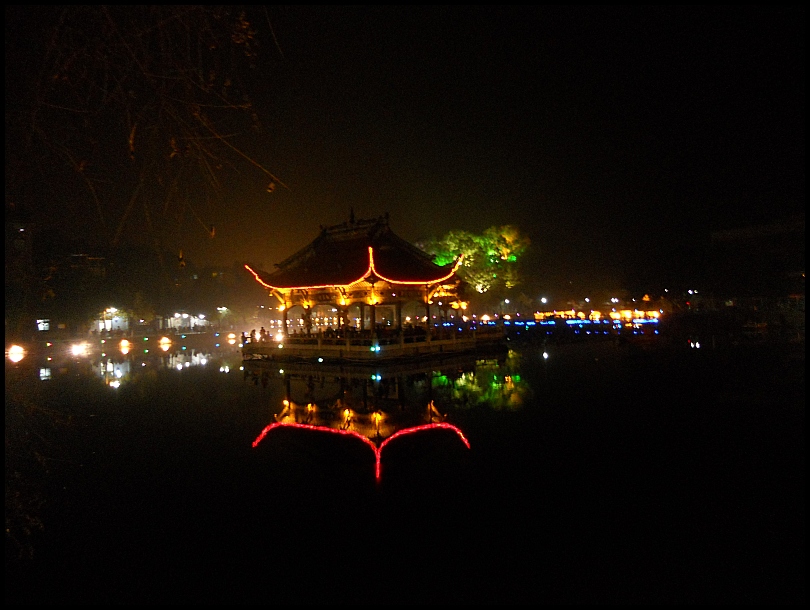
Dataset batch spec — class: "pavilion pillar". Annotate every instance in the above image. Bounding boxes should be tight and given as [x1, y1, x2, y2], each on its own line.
[424, 288, 432, 339]
[395, 301, 402, 329]
[339, 305, 349, 333]
[358, 303, 365, 331]
[368, 280, 378, 336]
[282, 307, 289, 337]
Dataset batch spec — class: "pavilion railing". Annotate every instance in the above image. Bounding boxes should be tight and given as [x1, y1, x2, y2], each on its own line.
[242, 325, 505, 361]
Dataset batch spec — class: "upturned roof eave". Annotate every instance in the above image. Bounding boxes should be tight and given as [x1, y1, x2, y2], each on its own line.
[245, 248, 461, 292]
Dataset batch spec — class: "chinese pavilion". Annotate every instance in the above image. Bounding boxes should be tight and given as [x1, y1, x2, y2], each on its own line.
[244, 213, 465, 336]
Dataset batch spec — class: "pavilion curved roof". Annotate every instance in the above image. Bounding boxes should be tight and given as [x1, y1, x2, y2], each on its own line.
[245, 214, 460, 291]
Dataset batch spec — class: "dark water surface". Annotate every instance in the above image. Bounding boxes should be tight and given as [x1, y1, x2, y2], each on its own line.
[5, 340, 805, 604]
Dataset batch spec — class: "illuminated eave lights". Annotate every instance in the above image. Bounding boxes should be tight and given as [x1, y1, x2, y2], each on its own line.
[244, 249, 463, 292]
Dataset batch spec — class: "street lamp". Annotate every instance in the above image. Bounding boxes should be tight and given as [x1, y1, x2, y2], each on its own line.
[217, 306, 229, 330]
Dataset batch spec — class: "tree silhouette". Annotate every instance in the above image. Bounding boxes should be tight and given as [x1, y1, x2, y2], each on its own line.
[6, 6, 286, 266]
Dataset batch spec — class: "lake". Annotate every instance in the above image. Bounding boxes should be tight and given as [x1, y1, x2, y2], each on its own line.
[5, 337, 805, 604]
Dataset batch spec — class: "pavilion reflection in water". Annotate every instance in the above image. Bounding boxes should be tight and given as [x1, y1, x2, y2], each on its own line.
[243, 340, 513, 443]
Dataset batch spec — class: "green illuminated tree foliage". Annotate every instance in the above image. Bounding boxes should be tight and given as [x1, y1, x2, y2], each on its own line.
[420, 225, 530, 294]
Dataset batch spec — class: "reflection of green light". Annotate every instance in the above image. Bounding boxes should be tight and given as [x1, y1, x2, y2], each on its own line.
[512, 374, 521, 382]
[432, 374, 450, 387]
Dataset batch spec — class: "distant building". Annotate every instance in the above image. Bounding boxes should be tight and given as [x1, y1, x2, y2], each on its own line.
[5, 204, 36, 339]
[701, 214, 804, 338]
[708, 215, 804, 299]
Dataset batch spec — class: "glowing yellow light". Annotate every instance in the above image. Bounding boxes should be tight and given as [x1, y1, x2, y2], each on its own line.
[7, 344, 26, 363]
[71, 342, 90, 357]
[119, 339, 131, 355]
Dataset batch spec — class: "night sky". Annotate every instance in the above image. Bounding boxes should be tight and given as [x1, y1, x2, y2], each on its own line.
[6, 6, 805, 297]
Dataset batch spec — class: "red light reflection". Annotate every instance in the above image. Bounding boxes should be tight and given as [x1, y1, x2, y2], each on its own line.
[252, 421, 470, 482]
